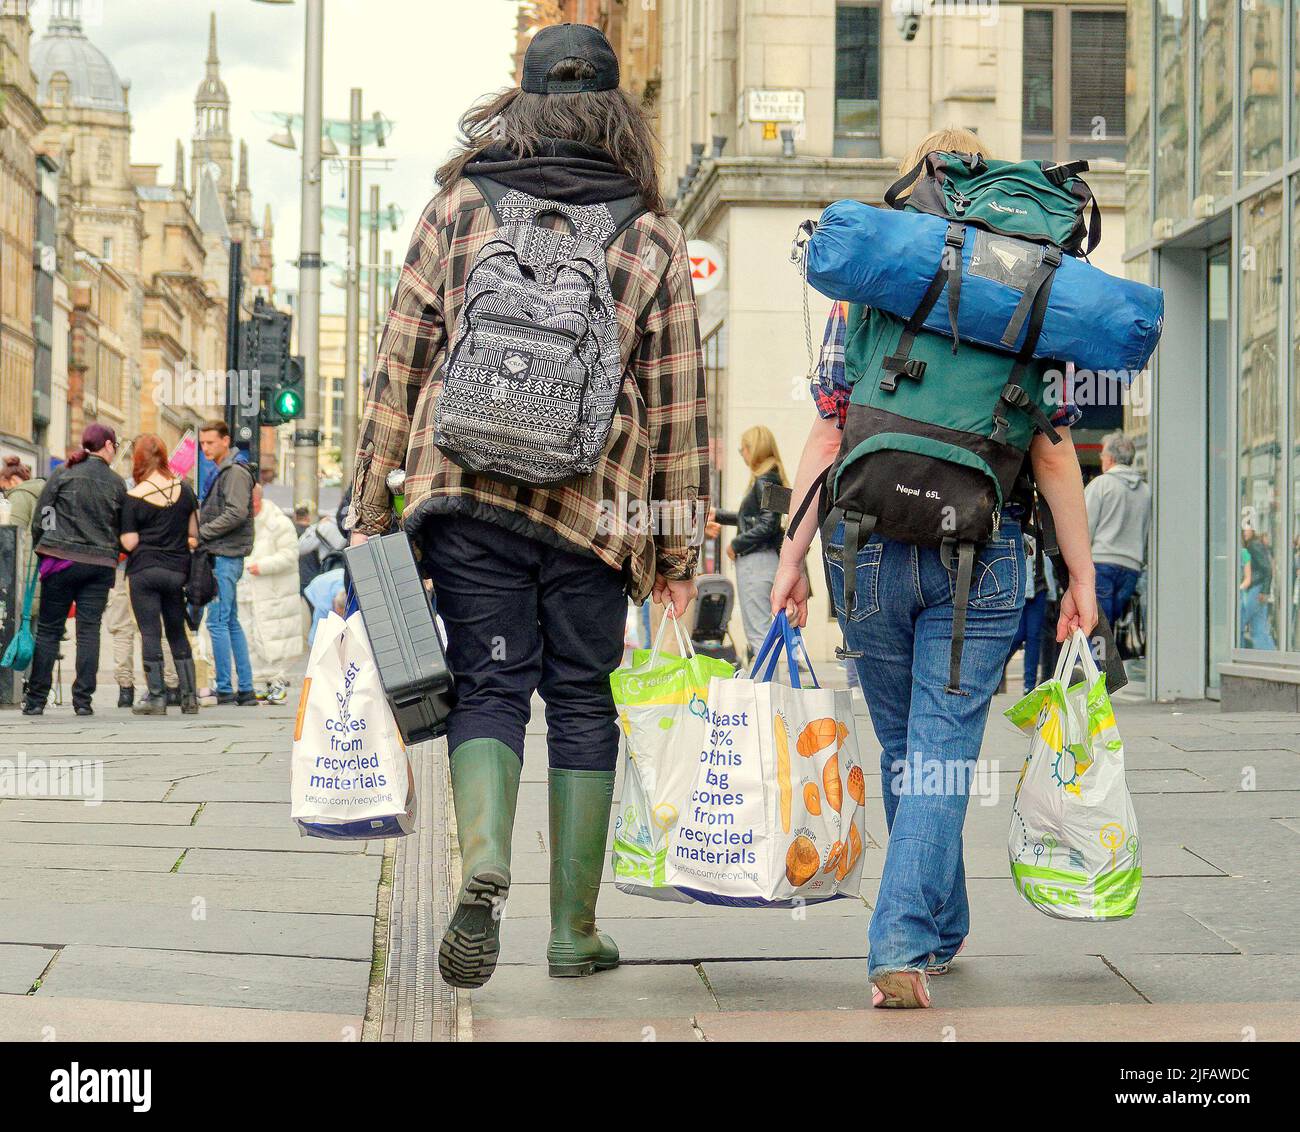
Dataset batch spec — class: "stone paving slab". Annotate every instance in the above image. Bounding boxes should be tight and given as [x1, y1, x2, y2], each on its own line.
[0, 995, 364, 1042]
[165, 780, 294, 803]
[3, 867, 381, 915]
[0, 900, 374, 961]
[0, 799, 200, 825]
[473, 1015, 700, 1042]
[471, 963, 717, 1021]
[36, 946, 369, 1015]
[0, 820, 365, 853]
[0, 944, 55, 994]
[179, 848, 381, 881]
[0, 842, 182, 872]
[192, 801, 299, 828]
[699, 954, 1143, 1011]
[1104, 954, 1300, 1004]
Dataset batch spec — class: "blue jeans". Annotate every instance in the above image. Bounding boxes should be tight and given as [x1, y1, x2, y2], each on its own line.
[1008, 588, 1048, 694]
[207, 555, 253, 694]
[1094, 562, 1139, 630]
[1239, 584, 1276, 650]
[827, 520, 1025, 977]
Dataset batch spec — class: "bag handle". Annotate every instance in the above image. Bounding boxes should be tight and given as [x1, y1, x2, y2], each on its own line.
[1051, 627, 1101, 687]
[647, 607, 694, 668]
[751, 611, 819, 689]
[19, 555, 38, 623]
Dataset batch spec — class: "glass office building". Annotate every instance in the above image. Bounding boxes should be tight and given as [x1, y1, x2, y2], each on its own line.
[1127, 0, 1299, 707]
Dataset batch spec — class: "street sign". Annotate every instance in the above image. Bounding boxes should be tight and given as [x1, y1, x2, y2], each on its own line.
[745, 89, 805, 125]
[687, 240, 725, 296]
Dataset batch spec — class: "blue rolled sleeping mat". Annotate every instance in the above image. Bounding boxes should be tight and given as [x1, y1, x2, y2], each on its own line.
[804, 199, 1165, 377]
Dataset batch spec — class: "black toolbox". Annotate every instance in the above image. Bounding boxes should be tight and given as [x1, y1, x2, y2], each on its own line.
[343, 533, 455, 744]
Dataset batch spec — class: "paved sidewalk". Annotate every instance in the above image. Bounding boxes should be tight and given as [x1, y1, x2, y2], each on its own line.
[463, 690, 1300, 1042]
[0, 654, 379, 1043]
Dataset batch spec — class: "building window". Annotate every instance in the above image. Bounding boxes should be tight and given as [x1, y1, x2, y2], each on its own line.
[101, 236, 113, 262]
[1022, 5, 1127, 163]
[834, 2, 881, 158]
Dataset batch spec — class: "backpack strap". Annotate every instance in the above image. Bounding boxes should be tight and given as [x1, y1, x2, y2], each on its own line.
[941, 538, 978, 694]
[786, 464, 832, 539]
[819, 507, 876, 621]
[881, 222, 966, 391]
[601, 194, 647, 249]
[1000, 245, 1062, 350]
[467, 175, 511, 224]
[990, 255, 1063, 447]
[883, 156, 926, 211]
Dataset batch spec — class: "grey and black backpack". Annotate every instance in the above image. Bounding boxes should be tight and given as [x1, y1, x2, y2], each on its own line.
[434, 182, 644, 484]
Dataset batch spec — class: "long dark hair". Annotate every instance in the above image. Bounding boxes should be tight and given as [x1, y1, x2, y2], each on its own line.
[67, 422, 117, 467]
[436, 59, 665, 215]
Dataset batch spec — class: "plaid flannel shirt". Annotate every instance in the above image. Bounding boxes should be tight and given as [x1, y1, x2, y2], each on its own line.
[349, 179, 710, 601]
[811, 301, 1082, 429]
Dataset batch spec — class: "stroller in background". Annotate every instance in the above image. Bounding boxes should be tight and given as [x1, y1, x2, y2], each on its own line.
[690, 574, 742, 671]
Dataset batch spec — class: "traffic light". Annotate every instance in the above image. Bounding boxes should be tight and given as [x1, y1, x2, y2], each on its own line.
[243, 297, 305, 427]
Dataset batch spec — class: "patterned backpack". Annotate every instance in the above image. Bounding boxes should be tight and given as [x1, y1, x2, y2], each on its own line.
[434, 183, 644, 484]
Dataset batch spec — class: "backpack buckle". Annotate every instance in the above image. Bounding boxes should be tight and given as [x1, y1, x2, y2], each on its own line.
[880, 356, 926, 392]
[990, 413, 1011, 446]
[999, 383, 1031, 409]
[1041, 246, 1063, 268]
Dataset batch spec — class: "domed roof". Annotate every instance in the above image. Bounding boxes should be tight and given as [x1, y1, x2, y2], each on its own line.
[32, 10, 128, 114]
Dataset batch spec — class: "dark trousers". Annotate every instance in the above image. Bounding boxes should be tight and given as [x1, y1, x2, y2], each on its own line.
[128, 566, 193, 667]
[27, 562, 116, 709]
[420, 515, 627, 771]
[1095, 562, 1140, 630]
[1008, 589, 1049, 695]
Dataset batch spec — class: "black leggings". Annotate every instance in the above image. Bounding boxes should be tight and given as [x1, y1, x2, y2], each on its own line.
[128, 566, 192, 666]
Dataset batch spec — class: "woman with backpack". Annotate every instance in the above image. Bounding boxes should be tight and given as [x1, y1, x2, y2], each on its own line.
[346, 24, 708, 989]
[23, 423, 127, 716]
[771, 128, 1098, 1009]
[119, 434, 200, 715]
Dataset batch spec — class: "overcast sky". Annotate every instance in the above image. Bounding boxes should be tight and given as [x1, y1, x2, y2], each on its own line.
[31, 0, 518, 312]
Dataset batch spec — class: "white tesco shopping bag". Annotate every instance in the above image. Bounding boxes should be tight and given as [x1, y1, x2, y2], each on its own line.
[290, 611, 416, 839]
[610, 612, 734, 900]
[665, 614, 866, 907]
[1005, 628, 1140, 920]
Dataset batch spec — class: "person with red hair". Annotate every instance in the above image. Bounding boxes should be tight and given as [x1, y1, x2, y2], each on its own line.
[118, 434, 200, 714]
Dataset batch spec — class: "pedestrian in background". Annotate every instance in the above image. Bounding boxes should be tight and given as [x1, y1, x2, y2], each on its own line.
[1, 456, 45, 529]
[119, 434, 199, 715]
[238, 483, 302, 703]
[296, 504, 346, 593]
[303, 565, 346, 647]
[1239, 515, 1276, 650]
[1084, 431, 1150, 630]
[196, 420, 257, 706]
[771, 127, 1098, 1010]
[712, 425, 787, 659]
[23, 423, 126, 716]
[347, 23, 709, 990]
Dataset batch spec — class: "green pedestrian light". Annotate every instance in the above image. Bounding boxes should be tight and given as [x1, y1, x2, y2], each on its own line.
[275, 388, 303, 418]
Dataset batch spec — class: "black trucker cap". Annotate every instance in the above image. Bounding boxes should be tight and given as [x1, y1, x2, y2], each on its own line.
[521, 23, 620, 94]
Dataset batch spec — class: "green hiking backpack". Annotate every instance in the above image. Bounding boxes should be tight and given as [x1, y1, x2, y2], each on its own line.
[884, 150, 1101, 256]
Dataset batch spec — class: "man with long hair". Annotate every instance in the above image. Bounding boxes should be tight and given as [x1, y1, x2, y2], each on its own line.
[347, 24, 709, 989]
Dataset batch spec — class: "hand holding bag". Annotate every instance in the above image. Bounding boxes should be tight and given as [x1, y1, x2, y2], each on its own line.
[1005, 628, 1141, 920]
[666, 613, 867, 907]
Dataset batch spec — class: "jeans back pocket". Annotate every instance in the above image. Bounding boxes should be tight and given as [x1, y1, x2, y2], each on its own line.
[827, 538, 882, 622]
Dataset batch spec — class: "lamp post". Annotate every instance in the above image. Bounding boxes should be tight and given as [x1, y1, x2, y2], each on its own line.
[255, 0, 324, 512]
[341, 87, 363, 484]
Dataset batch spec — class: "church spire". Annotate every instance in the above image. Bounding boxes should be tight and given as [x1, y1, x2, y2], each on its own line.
[174, 140, 186, 193]
[207, 11, 219, 73]
[238, 140, 249, 191]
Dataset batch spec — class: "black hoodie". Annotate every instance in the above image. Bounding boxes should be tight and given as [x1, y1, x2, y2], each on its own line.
[463, 139, 643, 207]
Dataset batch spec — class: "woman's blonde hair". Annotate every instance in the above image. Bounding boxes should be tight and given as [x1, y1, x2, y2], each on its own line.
[899, 126, 992, 176]
[741, 425, 787, 488]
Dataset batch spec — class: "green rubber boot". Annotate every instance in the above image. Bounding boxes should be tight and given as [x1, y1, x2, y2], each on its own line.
[547, 768, 620, 978]
[438, 739, 522, 989]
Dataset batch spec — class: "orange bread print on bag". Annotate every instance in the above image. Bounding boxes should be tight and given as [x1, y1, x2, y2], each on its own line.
[804, 782, 822, 816]
[837, 823, 862, 881]
[797, 717, 838, 757]
[823, 840, 845, 874]
[847, 764, 865, 805]
[822, 752, 843, 813]
[774, 712, 792, 833]
[786, 834, 820, 888]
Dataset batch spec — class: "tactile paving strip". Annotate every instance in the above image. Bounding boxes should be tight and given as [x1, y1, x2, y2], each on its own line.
[379, 739, 461, 1041]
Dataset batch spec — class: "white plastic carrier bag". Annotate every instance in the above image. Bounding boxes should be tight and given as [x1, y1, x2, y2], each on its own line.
[665, 613, 867, 907]
[290, 610, 416, 839]
[1004, 628, 1140, 920]
[609, 611, 735, 900]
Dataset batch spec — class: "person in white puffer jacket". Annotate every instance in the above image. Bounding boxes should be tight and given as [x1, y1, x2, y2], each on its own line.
[238, 484, 304, 703]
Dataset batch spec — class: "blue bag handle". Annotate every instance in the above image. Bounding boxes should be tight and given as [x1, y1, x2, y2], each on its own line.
[748, 614, 786, 680]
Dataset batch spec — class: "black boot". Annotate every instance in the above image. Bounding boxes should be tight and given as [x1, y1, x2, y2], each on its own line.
[175, 659, 199, 715]
[166, 686, 182, 707]
[117, 685, 134, 708]
[132, 661, 168, 716]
